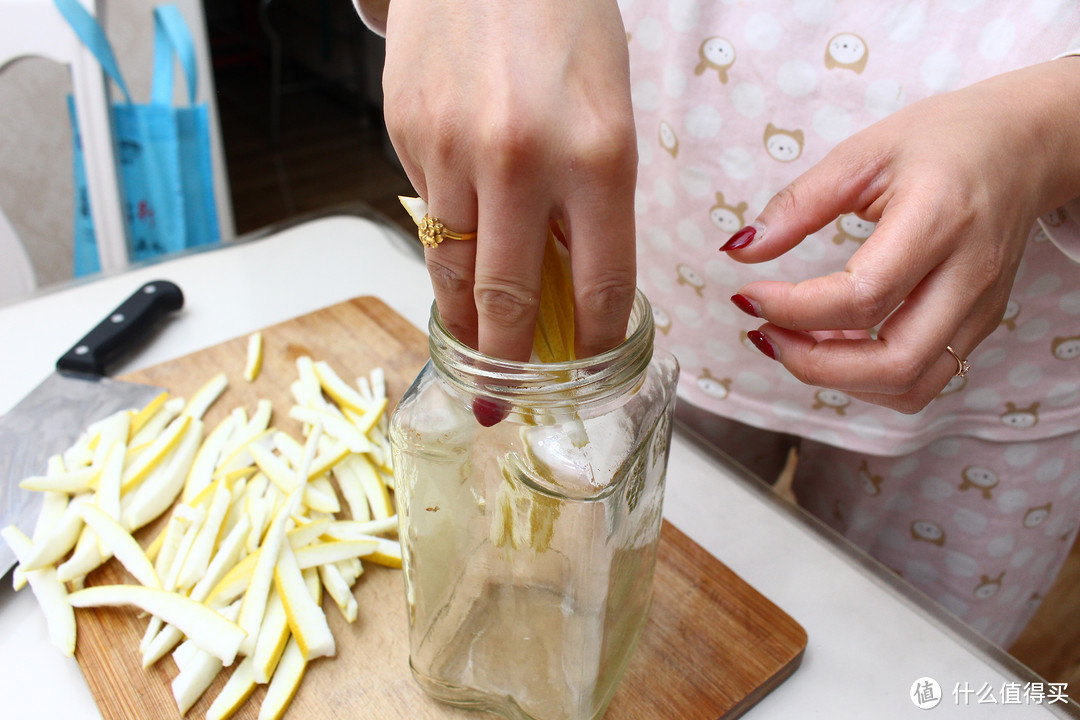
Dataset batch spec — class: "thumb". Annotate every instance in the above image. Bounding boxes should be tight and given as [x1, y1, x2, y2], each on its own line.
[720, 144, 882, 262]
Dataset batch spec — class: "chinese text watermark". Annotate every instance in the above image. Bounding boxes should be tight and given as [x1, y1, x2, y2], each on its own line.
[911, 677, 1070, 709]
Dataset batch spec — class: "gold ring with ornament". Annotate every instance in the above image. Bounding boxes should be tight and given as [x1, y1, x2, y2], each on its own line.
[945, 345, 970, 378]
[419, 214, 478, 248]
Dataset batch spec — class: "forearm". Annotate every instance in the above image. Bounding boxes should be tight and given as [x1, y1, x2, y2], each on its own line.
[1030, 56, 1080, 214]
[949, 55, 1080, 263]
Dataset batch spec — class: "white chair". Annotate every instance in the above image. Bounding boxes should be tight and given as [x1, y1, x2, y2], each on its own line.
[0, 206, 36, 301]
[0, 0, 128, 303]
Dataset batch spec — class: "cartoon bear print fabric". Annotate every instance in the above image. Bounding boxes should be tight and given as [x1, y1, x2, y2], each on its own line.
[622, 0, 1080, 454]
[620, 0, 1080, 645]
[794, 432, 1080, 646]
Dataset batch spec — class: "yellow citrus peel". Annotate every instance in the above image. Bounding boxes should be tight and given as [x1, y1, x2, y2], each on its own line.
[4, 346, 402, 720]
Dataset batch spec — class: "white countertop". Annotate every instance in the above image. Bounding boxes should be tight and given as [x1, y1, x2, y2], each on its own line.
[0, 210, 1075, 719]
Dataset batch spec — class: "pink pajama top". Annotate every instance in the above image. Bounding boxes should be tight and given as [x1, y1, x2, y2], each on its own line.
[357, 1, 1080, 457]
[619, 1, 1080, 458]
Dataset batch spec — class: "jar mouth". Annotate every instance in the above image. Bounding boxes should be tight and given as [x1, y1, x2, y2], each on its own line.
[428, 289, 655, 409]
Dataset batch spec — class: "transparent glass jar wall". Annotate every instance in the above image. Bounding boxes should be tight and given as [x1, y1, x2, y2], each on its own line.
[389, 290, 679, 720]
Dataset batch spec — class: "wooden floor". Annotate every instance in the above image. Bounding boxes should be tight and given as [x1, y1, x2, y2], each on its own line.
[1010, 540, 1080, 700]
[213, 56, 1078, 703]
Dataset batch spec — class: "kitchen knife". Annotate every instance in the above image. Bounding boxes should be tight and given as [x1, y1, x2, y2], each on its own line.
[0, 279, 184, 575]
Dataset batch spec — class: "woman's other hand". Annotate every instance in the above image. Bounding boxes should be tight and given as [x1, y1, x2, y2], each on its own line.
[725, 59, 1080, 413]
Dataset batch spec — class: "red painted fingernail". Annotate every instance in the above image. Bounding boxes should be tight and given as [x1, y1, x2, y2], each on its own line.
[747, 330, 777, 360]
[720, 224, 757, 252]
[472, 396, 509, 427]
[730, 294, 761, 318]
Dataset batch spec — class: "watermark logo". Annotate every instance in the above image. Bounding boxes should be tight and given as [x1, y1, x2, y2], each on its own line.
[910, 678, 1070, 709]
[912, 677, 942, 709]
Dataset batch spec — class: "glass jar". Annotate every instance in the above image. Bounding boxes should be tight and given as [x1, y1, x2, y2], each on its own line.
[389, 289, 679, 720]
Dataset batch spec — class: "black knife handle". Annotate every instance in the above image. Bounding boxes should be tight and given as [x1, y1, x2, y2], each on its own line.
[56, 280, 184, 376]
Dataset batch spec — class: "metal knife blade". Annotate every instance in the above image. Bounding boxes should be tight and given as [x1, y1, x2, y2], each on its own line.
[0, 279, 184, 575]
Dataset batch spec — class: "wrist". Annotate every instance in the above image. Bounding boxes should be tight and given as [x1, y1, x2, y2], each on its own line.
[1030, 57, 1080, 213]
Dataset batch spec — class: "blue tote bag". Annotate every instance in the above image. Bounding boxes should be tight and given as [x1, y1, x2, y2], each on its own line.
[55, 0, 220, 276]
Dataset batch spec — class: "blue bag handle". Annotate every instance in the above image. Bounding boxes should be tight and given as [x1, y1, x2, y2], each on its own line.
[151, 5, 198, 106]
[52, 0, 133, 104]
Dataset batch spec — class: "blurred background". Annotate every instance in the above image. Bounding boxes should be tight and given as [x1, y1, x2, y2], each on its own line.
[0, 0, 414, 291]
[205, 0, 413, 236]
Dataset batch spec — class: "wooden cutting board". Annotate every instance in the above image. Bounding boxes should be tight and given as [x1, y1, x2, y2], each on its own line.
[73, 296, 806, 720]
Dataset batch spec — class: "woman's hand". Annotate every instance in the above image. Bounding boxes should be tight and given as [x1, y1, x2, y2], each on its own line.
[725, 59, 1080, 413]
[382, 0, 638, 361]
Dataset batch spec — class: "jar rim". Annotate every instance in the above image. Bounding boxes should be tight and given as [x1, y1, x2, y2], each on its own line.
[427, 289, 655, 407]
[430, 289, 652, 371]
